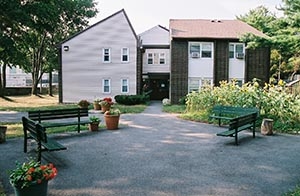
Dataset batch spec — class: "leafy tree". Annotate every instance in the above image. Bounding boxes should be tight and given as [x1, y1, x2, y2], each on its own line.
[0, 0, 98, 95]
[237, 5, 277, 35]
[238, 3, 300, 81]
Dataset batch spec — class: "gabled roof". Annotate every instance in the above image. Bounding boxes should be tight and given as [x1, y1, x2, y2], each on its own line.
[138, 25, 170, 47]
[139, 25, 169, 37]
[60, 9, 137, 45]
[170, 19, 266, 39]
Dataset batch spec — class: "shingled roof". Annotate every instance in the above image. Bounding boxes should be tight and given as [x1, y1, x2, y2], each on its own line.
[170, 19, 266, 39]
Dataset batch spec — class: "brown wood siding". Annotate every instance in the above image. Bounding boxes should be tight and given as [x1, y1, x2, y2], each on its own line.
[136, 47, 143, 94]
[246, 47, 270, 84]
[170, 39, 188, 104]
[214, 40, 229, 85]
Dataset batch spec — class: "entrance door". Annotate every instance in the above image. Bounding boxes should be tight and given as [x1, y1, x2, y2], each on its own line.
[149, 79, 169, 100]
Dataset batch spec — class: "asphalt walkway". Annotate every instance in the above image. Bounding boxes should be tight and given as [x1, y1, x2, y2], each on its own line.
[1, 102, 300, 196]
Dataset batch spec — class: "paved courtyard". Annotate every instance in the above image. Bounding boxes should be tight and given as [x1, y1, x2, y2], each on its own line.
[1, 102, 300, 195]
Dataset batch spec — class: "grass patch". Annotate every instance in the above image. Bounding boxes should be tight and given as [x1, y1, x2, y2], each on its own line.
[0, 179, 5, 196]
[0, 123, 93, 138]
[0, 104, 80, 112]
[1, 123, 23, 138]
[113, 104, 147, 114]
[0, 101, 146, 138]
[162, 104, 186, 113]
[283, 186, 300, 196]
[180, 111, 211, 123]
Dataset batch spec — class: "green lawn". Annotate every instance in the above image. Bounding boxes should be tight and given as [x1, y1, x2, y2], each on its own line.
[1, 103, 147, 138]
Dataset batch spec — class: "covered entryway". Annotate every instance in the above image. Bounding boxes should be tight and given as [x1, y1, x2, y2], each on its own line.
[143, 73, 169, 100]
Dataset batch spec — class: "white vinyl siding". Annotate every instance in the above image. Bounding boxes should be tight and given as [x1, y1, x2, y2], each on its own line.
[121, 48, 129, 62]
[61, 10, 137, 103]
[121, 79, 129, 93]
[103, 48, 111, 63]
[143, 49, 170, 73]
[103, 79, 111, 93]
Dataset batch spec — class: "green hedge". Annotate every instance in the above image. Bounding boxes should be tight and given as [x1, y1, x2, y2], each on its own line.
[114, 94, 149, 105]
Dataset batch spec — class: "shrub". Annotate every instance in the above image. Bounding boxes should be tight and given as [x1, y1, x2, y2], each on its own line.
[114, 94, 149, 105]
[185, 79, 300, 132]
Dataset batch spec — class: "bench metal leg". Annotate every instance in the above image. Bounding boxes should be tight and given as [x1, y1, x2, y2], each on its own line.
[37, 140, 42, 162]
[235, 129, 238, 145]
[24, 137, 27, 153]
[252, 122, 256, 138]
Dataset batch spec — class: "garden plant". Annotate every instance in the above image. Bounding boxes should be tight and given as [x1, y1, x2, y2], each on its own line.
[184, 79, 300, 133]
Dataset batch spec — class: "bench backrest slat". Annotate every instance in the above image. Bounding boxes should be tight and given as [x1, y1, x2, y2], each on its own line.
[229, 113, 257, 130]
[212, 105, 259, 117]
[22, 116, 47, 142]
[28, 108, 88, 121]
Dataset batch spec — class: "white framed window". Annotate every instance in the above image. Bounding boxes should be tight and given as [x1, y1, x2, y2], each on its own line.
[121, 79, 129, 93]
[159, 53, 165, 64]
[147, 53, 153, 64]
[201, 43, 212, 58]
[103, 48, 110, 63]
[189, 42, 213, 58]
[229, 43, 245, 59]
[189, 78, 213, 92]
[147, 53, 166, 65]
[121, 48, 129, 62]
[189, 79, 200, 92]
[229, 44, 235, 58]
[103, 79, 111, 93]
[229, 78, 244, 86]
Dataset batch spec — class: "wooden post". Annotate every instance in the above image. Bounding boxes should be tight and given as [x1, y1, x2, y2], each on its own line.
[261, 118, 274, 135]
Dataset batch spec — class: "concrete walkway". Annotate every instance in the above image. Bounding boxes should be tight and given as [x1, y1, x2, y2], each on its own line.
[1, 102, 300, 196]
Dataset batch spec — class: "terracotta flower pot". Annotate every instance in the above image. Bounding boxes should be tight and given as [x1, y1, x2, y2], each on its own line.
[89, 122, 99, 131]
[104, 114, 120, 130]
[93, 103, 101, 110]
[101, 105, 111, 113]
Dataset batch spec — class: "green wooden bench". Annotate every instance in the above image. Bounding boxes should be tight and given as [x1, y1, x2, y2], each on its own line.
[216, 112, 258, 145]
[28, 108, 90, 133]
[210, 105, 259, 126]
[22, 116, 67, 162]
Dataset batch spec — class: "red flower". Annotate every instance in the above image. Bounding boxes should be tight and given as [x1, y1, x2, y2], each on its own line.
[10, 160, 58, 189]
[27, 175, 32, 181]
[27, 167, 35, 174]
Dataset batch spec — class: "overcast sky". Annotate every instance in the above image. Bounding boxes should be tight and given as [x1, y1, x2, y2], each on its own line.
[90, 0, 283, 34]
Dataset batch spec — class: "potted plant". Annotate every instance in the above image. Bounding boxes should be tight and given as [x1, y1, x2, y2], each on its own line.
[89, 116, 101, 131]
[9, 159, 57, 196]
[93, 98, 102, 110]
[100, 97, 114, 113]
[104, 108, 121, 130]
[78, 99, 90, 109]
